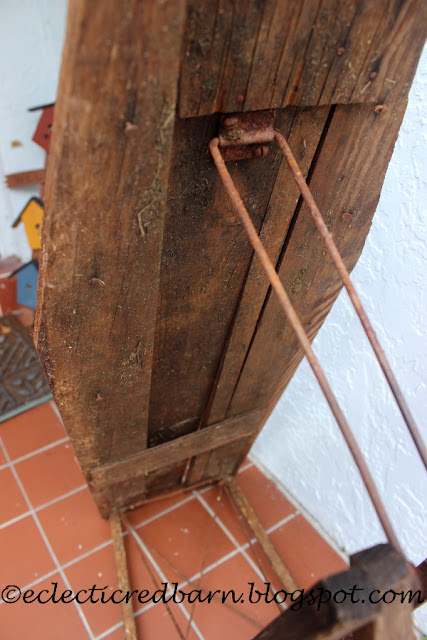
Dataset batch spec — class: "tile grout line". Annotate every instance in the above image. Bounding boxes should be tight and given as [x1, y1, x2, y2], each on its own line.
[123, 516, 298, 613]
[195, 490, 299, 607]
[237, 461, 253, 474]
[49, 399, 64, 423]
[177, 545, 244, 590]
[195, 490, 282, 588]
[133, 493, 196, 532]
[8, 491, 299, 632]
[194, 489, 276, 589]
[95, 544, 252, 640]
[125, 518, 207, 640]
[0, 440, 304, 637]
[1, 492, 200, 600]
[0, 436, 70, 471]
[0, 539, 115, 604]
[0, 484, 87, 531]
[250, 456, 349, 563]
[170, 513, 301, 597]
[267, 511, 299, 535]
[96, 620, 124, 639]
[0, 502, 300, 610]
[0, 436, 95, 640]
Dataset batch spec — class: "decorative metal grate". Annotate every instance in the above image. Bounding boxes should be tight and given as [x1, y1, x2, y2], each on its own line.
[0, 314, 51, 422]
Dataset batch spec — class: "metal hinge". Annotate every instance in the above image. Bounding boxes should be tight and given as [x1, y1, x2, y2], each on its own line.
[218, 109, 276, 161]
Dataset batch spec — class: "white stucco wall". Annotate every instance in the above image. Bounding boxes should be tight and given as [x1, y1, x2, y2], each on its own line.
[252, 43, 427, 631]
[0, 1, 425, 631]
[0, 0, 67, 262]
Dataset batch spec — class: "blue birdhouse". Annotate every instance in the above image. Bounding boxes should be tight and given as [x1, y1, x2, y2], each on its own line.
[10, 260, 39, 309]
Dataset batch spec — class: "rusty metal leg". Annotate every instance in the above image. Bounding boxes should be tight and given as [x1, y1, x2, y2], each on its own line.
[225, 477, 298, 592]
[110, 510, 138, 640]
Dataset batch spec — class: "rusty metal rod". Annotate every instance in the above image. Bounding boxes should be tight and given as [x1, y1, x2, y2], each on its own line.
[209, 137, 402, 552]
[225, 477, 298, 592]
[274, 130, 427, 471]
[110, 510, 137, 640]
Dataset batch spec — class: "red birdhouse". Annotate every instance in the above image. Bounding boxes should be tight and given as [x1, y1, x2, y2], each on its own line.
[29, 103, 55, 153]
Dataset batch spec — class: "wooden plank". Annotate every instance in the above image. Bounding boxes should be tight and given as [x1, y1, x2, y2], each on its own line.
[110, 511, 137, 640]
[183, 105, 329, 485]
[91, 410, 262, 491]
[225, 477, 298, 592]
[253, 544, 417, 640]
[6, 169, 46, 188]
[349, 545, 418, 640]
[34, 0, 187, 475]
[188, 437, 248, 485]
[147, 113, 284, 447]
[207, 105, 330, 426]
[292, 0, 358, 107]
[349, 0, 427, 105]
[244, 0, 311, 111]
[320, 0, 388, 104]
[97, 468, 216, 517]
[270, 0, 323, 109]
[416, 558, 427, 605]
[35, 0, 426, 513]
[178, 0, 426, 117]
[226, 85, 424, 427]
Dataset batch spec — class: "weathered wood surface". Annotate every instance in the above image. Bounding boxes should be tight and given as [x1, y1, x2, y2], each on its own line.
[35, 0, 426, 514]
[208, 105, 330, 425]
[221, 89, 426, 470]
[35, 0, 187, 478]
[147, 113, 283, 446]
[252, 544, 418, 640]
[179, 0, 425, 117]
[6, 169, 46, 188]
[416, 558, 427, 604]
[91, 410, 261, 490]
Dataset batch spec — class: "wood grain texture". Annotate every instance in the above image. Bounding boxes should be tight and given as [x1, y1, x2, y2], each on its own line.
[34, 0, 186, 473]
[6, 169, 46, 188]
[35, 0, 426, 513]
[148, 112, 284, 446]
[179, 0, 426, 117]
[186, 106, 330, 485]
[91, 409, 261, 490]
[208, 106, 330, 426]
[226, 89, 425, 441]
[416, 558, 427, 606]
[253, 544, 417, 640]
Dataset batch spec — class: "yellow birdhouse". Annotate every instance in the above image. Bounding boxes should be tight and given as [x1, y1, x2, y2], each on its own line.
[12, 197, 44, 250]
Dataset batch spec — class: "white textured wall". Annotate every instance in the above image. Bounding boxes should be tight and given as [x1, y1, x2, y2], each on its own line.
[0, 0, 67, 261]
[252, 44, 427, 631]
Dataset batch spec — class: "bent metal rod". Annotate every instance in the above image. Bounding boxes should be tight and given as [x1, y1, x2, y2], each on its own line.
[209, 135, 405, 552]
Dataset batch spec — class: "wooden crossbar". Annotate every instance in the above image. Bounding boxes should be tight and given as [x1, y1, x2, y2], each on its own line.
[90, 409, 262, 491]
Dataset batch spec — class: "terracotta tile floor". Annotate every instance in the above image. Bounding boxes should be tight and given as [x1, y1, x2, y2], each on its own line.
[0, 402, 348, 640]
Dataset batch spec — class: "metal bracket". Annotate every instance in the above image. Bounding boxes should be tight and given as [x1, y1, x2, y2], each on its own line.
[218, 110, 276, 161]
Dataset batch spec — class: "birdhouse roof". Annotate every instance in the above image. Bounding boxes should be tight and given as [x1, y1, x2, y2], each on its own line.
[12, 196, 44, 228]
[28, 102, 55, 112]
[8, 258, 39, 279]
